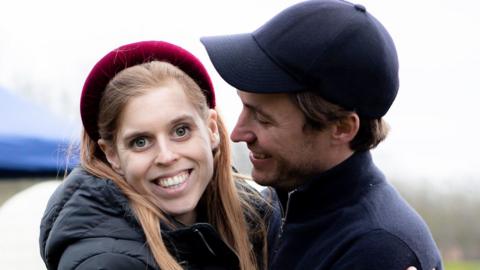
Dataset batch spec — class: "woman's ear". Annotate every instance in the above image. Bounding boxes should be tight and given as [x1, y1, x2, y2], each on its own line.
[98, 139, 124, 175]
[207, 109, 220, 149]
[331, 112, 360, 144]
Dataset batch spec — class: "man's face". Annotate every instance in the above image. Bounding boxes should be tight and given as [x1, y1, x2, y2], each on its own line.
[231, 91, 335, 191]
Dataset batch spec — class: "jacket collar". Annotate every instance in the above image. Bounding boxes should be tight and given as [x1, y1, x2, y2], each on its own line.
[276, 151, 385, 219]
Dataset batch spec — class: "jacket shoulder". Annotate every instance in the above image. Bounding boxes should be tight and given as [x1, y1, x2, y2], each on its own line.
[75, 253, 148, 270]
[359, 182, 443, 269]
[58, 237, 156, 270]
[41, 168, 130, 227]
[40, 168, 143, 269]
[331, 229, 421, 269]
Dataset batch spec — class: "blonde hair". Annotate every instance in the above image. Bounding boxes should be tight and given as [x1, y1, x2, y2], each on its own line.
[80, 61, 267, 269]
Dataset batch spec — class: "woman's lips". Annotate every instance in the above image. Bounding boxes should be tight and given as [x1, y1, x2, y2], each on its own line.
[151, 169, 191, 190]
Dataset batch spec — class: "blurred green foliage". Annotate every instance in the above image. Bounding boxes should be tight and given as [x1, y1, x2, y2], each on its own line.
[393, 178, 480, 261]
[445, 261, 480, 270]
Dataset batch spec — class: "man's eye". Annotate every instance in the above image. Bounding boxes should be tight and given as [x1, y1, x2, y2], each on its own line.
[257, 118, 268, 124]
[255, 114, 269, 124]
[174, 125, 190, 138]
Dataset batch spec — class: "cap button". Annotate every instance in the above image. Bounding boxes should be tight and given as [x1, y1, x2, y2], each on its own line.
[354, 4, 366, 12]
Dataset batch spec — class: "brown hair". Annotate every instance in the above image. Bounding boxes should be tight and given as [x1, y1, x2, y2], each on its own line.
[80, 61, 267, 269]
[293, 91, 389, 152]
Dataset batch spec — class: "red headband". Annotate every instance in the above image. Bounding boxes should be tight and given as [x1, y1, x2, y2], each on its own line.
[80, 40, 215, 141]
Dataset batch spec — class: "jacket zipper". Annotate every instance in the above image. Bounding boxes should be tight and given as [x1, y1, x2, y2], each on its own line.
[272, 190, 295, 261]
[193, 228, 216, 256]
[193, 227, 240, 259]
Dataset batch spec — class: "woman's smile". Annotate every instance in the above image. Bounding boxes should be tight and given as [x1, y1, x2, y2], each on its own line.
[150, 169, 192, 197]
[153, 170, 190, 189]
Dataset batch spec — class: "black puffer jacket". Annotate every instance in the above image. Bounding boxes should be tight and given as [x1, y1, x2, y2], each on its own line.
[39, 168, 278, 270]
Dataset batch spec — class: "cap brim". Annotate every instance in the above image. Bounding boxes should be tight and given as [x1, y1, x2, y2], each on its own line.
[201, 33, 302, 93]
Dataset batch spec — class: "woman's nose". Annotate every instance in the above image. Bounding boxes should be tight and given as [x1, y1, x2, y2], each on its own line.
[154, 140, 179, 166]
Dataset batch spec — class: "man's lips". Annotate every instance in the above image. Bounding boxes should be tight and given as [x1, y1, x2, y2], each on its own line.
[249, 151, 271, 160]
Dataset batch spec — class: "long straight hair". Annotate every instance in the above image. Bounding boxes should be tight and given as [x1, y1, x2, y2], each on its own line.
[80, 61, 267, 269]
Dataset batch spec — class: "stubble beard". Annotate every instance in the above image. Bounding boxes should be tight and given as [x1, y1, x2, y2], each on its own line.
[251, 151, 319, 192]
[250, 132, 320, 191]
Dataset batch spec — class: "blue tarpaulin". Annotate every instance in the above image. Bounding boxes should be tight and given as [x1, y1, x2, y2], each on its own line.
[0, 87, 79, 177]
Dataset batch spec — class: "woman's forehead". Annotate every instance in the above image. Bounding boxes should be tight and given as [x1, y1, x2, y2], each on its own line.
[119, 86, 202, 129]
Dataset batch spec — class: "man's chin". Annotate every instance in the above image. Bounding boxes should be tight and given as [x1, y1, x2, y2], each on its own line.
[251, 170, 277, 187]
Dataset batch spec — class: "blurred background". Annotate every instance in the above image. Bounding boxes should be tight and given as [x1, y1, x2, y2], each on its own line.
[0, 0, 479, 269]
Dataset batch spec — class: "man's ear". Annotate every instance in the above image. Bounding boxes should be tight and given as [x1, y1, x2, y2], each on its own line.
[207, 109, 220, 149]
[98, 139, 124, 175]
[331, 112, 360, 144]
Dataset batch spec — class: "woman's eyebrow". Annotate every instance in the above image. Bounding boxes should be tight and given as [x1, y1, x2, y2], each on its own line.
[121, 130, 149, 142]
[170, 114, 196, 125]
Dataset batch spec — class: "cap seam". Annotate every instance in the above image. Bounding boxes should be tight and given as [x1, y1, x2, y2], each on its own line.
[251, 34, 304, 88]
[305, 10, 363, 77]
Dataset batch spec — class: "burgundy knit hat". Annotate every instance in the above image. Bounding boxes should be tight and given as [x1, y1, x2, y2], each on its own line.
[80, 40, 215, 141]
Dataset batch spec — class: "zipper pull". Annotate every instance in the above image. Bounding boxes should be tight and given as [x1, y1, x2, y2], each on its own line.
[193, 228, 216, 256]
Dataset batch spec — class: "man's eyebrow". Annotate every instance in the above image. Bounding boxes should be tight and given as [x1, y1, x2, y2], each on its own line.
[243, 103, 275, 122]
[244, 103, 263, 114]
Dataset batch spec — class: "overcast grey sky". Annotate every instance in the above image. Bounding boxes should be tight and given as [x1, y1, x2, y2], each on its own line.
[0, 0, 479, 184]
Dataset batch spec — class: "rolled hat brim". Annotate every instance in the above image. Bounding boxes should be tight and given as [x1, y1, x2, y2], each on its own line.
[80, 40, 215, 141]
[201, 33, 303, 93]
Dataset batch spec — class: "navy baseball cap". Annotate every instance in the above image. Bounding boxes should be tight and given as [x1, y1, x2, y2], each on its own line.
[201, 0, 399, 118]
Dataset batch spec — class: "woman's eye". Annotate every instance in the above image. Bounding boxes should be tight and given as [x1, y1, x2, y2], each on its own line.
[132, 137, 149, 149]
[174, 125, 190, 138]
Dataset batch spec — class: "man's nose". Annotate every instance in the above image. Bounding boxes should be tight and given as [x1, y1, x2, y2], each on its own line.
[230, 113, 256, 144]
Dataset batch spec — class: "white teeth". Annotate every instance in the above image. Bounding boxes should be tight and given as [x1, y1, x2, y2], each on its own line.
[253, 153, 267, 159]
[157, 172, 188, 188]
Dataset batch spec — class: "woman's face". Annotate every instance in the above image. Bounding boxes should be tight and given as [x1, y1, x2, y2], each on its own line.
[100, 80, 219, 225]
